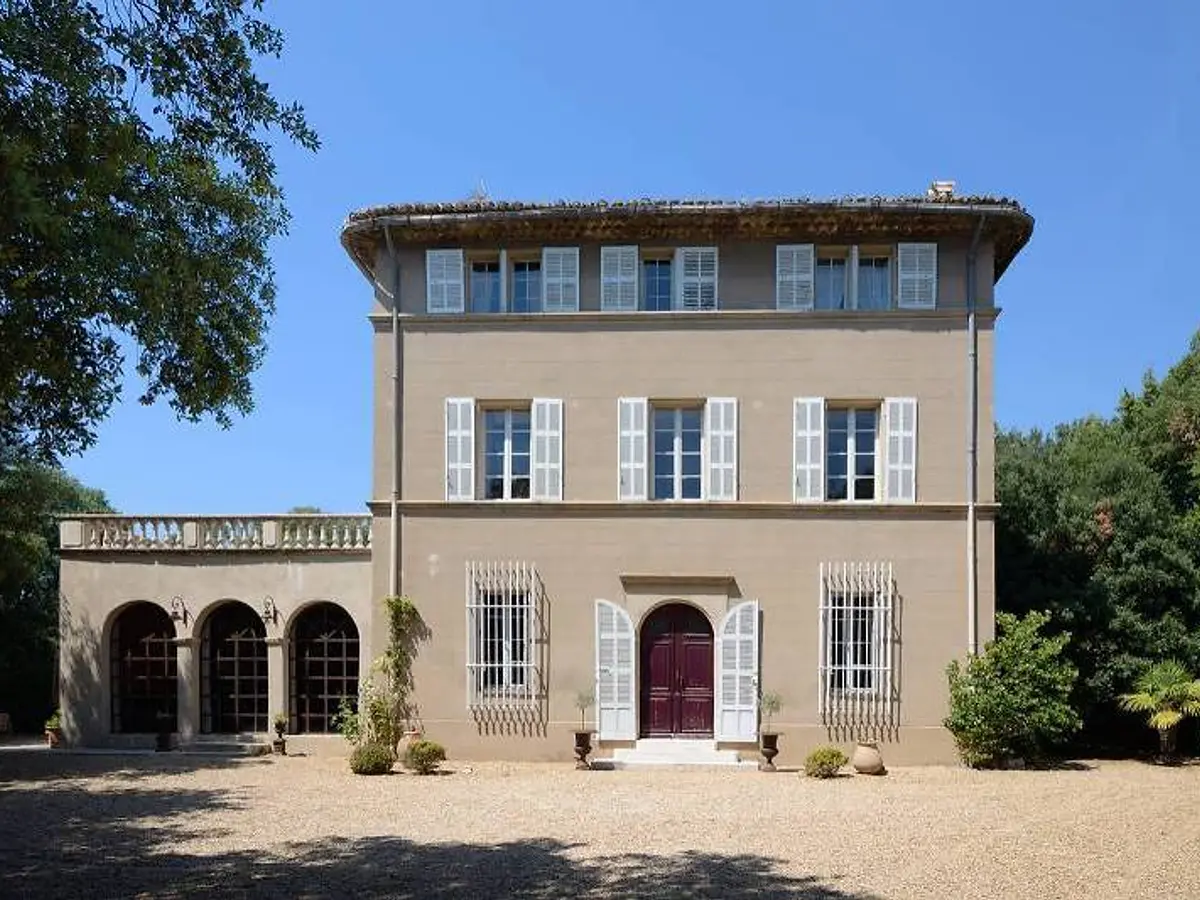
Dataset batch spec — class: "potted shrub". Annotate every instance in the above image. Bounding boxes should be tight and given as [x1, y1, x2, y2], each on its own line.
[573, 689, 594, 769]
[272, 712, 288, 755]
[154, 710, 173, 752]
[804, 745, 848, 779]
[44, 710, 62, 748]
[758, 690, 782, 771]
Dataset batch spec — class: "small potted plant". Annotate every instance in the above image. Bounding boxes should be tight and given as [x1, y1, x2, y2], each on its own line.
[272, 712, 288, 755]
[759, 690, 783, 771]
[44, 709, 62, 748]
[154, 709, 173, 751]
[573, 689, 594, 769]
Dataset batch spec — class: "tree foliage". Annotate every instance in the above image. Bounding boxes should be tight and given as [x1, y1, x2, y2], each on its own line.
[0, 0, 317, 460]
[996, 331, 1200, 750]
[944, 611, 1081, 767]
[0, 441, 112, 730]
[1118, 660, 1200, 759]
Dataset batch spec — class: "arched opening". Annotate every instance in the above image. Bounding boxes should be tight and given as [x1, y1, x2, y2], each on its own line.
[110, 602, 177, 733]
[639, 603, 714, 738]
[289, 603, 360, 734]
[200, 601, 267, 734]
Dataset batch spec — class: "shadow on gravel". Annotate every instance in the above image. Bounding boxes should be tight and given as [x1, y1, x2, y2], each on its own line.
[0, 753, 879, 900]
[0, 747, 264, 783]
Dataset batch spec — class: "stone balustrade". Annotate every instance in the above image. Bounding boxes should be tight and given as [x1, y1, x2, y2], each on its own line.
[59, 515, 373, 553]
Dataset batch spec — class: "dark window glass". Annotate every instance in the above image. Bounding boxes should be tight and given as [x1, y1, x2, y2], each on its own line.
[643, 259, 672, 311]
[470, 261, 502, 313]
[512, 261, 541, 313]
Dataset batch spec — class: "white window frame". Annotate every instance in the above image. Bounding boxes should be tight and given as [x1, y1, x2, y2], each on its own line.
[480, 406, 532, 502]
[818, 561, 896, 726]
[650, 404, 706, 501]
[466, 561, 544, 710]
[674, 246, 718, 311]
[426, 249, 465, 313]
[826, 405, 880, 503]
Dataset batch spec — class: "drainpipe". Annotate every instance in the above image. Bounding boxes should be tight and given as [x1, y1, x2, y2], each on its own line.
[383, 226, 401, 599]
[966, 214, 987, 656]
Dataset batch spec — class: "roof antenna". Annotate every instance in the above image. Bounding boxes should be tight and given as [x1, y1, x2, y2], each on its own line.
[468, 178, 490, 203]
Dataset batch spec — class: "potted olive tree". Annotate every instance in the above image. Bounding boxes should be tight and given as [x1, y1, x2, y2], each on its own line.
[758, 690, 782, 771]
[573, 690, 594, 769]
[44, 710, 62, 748]
[272, 712, 288, 755]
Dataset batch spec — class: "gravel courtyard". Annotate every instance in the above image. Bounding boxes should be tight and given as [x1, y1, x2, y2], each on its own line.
[1, 750, 1197, 899]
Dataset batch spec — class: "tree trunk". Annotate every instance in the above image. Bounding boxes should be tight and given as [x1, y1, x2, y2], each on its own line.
[1159, 726, 1178, 761]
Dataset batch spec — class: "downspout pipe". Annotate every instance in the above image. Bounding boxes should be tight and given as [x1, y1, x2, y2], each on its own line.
[383, 226, 401, 599]
[966, 214, 987, 656]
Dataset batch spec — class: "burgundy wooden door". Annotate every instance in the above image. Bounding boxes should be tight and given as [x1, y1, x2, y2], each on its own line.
[640, 604, 714, 737]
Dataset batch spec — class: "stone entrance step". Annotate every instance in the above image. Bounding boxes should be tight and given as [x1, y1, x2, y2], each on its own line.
[177, 734, 271, 756]
[600, 738, 755, 769]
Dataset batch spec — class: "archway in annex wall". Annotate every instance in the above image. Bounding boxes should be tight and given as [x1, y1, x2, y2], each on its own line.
[109, 601, 178, 734]
[200, 600, 267, 734]
[288, 602, 360, 734]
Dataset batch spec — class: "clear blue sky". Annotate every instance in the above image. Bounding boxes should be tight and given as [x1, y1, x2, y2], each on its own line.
[67, 0, 1200, 514]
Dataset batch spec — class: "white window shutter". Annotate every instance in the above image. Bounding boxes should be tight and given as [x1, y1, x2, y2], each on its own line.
[776, 244, 815, 310]
[426, 249, 464, 313]
[674, 247, 718, 310]
[793, 397, 825, 502]
[542, 247, 580, 312]
[595, 599, 635, 740]
[705, 397, 738, 501]
[445, 397, 475, 501]
[884, 397, 918, 502]
[897, 243, 937, 309]
[531, 398, 564, 501]
[717, 600, 759, 741]
[617, 397, 648, 501]
[600, 246, 639, 311]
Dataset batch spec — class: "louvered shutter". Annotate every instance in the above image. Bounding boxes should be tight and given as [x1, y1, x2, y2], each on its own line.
[531, 398, 563, 501]
[596, 599, 635, 740]
[542, 247, 580, 312]
[793, 397, 825, 502]
[426, 249, 465, 313]
[617, 397, 648, 501]
[897, 243, 937, 309]
[705, 398, 738, 501]
[717, 600, 759, 741]
[675, 247, 718, 310]
[884, 397, 918, 502]
[601, 246, 639, 311]
[445, 398, 475, 501]
[776, 244, 815, 310]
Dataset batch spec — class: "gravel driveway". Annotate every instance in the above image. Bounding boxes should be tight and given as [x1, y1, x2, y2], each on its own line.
[1, 750, 1197, 899]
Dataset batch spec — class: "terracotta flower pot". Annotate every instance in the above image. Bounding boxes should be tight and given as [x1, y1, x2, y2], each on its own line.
[852, 741, 886, 775]
[573, 730, 593, 769]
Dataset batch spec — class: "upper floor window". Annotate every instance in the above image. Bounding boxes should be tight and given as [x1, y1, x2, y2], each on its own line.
[826, 407, 878, 501]
[618, 397, 737, 501]
[793, 397, 917, 503]
[779, 243, 935, 311]
[470, 260, 502, 314]
[652, 405, 703, 500]
[857, 256, 891, 310]
[815, 254, 848, 310]
[643, 258, 673, 311]
[483, 407, 531, 500]
[511, 260, 542, 313]
[445, 398, 563, 501]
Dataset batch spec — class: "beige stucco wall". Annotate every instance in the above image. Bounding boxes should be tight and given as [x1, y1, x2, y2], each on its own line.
[370, 238, 996, 317]
[59, 551, 371, 747]
[375, 509, 994, 766]
[369, 315, 996, 509]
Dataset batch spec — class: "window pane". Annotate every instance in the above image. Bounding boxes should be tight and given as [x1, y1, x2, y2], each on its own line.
[815, 258, 846, 310]
[681, 475, 702, 500]
[682, 451, 701, 478]
[643, 259, 672, 311]
[510, 477, 531, 499]
[853, 476, 875, 501]
[827, 476, 848, 500]
[827, 409, 849, 432]
[858, 257, 890, 310]
[653, 475, 675, 501]
[470, 262, 502, 313]
[512, 261, 542, 313]
[680, 408, 702, 434]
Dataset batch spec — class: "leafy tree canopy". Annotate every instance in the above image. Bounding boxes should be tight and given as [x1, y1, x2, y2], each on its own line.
[0, 0, 318, 461]
[997, 332, 1200, 748]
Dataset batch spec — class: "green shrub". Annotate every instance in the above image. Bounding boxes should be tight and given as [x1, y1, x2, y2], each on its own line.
[332, 698, 362, 745]
[804, 746, 847, 778]
[403, 738, 447, 775]
[944, 611, 1081, 768]
[349, 742, 395, 776]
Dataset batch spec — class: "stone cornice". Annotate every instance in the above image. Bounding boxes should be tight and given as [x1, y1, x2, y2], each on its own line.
[366, 500, 998, 520]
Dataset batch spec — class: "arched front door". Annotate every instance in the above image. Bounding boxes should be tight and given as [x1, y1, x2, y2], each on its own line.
[639, 603, 714, 737]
